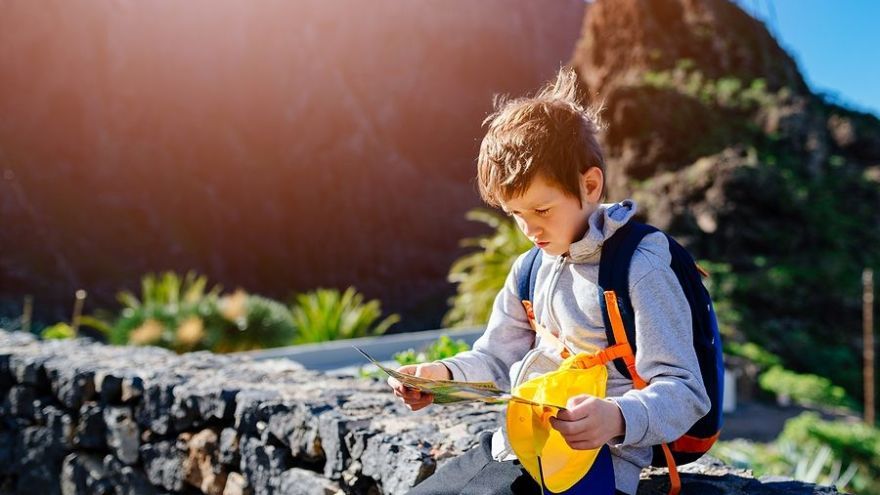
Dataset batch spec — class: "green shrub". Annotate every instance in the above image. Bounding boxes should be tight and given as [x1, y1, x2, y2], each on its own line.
[107, 271, 222, 352]
[711, 435, 861, 493]
[641, 62, 775, 112]
[393, 335, 471, 366]
[77, 315, 112, 337]
[780, 413, 879, 494]
[698, 261, 742, 339]
[713, 412, 880, 493]
[103, 272, 297, 353]
[41, 322, 75, 340]
[290, 287, 399, 344]
[674, 139, 880, 399]
[115, 271, 221, 311]
[444, 208, 532, 327]
[211, 291, 297, 352]
[725, 341, 782, 369]
[359, 335, 470, 379]
[758, 366, 858, 411]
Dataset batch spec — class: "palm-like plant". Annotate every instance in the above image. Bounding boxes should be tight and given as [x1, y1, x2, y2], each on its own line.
[290, 287, 399, 343]
[443, 208, 532, 327]
[116, 271, 221, 311]
[109, 271, 221, 349]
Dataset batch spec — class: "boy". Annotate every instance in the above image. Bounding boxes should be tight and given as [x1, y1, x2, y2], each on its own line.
[389, 68, 710, 495]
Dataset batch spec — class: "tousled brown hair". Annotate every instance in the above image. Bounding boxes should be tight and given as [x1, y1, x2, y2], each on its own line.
[476, 67, 605, 207]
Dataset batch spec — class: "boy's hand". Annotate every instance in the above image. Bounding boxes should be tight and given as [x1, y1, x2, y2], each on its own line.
[388, 362, 451, 412]
[549, 395, 625, 450]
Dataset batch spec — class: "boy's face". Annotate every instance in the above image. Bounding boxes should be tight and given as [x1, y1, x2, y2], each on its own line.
[500, 168, 603, 257]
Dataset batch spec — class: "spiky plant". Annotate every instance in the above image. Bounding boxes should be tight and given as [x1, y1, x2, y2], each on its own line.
[290, 287, 399, 343]
[443, 208, 532, 327]
[108, 271, 222, 350]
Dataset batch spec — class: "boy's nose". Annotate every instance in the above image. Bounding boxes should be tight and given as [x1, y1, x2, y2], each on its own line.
[522, 221, 542, 239]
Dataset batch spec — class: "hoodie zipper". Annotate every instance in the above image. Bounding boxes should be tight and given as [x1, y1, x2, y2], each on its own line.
[544, 254, 569, 349]
[510, 253, 569, 390]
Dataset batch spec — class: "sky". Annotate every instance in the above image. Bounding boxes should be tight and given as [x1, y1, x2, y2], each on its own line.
[735, 0, 880, 116]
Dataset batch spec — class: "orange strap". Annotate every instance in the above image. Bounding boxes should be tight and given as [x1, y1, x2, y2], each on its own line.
[572, 343, 631, 369]
[606, 290, 683, 495]
[660, 443, 682, 495]
[695, 263, 710, 278]
[521, 300, 573, 358]
[602, 291, 648, 389]
[525, 293, 686, 495]
[671, 431, 720, 453]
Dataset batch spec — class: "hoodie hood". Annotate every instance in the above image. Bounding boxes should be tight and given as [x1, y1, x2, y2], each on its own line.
[567, 199, 637, 263]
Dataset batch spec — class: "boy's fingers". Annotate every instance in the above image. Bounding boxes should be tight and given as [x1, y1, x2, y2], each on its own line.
[403, 389, 422, 400]
[550, 412, 597, 432]
[550, 416, 576, 434]
[556, 396, 593, 422]
[566, 439, 602, 451]
[549, 417, 597, 439]
[404, 393, 434, 411]
[566, 394, 591, 410]
[388, 376, 423, 396]
[386, 364, 439, 412]
[393, 386, 422, 400]
[408, 402, 428, 411]
[387, 365, 421, 387]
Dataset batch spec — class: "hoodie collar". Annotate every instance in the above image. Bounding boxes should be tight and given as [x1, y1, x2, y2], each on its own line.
[566, 199, 637, 263]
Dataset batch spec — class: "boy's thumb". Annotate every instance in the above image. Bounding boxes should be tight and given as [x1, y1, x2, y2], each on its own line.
[565, 394, 593, 413]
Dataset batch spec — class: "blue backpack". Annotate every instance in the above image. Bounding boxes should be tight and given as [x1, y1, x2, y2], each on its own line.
[516, 221, 724, 475]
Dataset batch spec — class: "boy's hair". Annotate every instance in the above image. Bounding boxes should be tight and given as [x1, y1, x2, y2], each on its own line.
[476, 67, 605, 207]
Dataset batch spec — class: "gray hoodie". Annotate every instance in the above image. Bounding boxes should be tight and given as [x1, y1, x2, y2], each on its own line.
[440, 199, 711, 495]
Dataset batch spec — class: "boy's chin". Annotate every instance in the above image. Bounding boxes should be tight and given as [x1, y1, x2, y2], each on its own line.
[540, 244, 565, 256]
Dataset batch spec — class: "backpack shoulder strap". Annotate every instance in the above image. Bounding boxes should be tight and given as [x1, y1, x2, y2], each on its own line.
[517, 246, 543, 303]
[516, 247, 575, 357]
[598, 221, 657, 378]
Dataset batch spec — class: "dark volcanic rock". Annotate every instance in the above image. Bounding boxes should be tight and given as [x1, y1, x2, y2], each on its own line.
[239, 435, 292, 495]
[6, 385, 37, 419]
[218, 427, 241, 467]
[61, 453, 114, 495]
[103, 454, 160, 495]
[74, 402, 107, 450]
[139, 439, 187, 492]
[104, 406, 140, 465]
[278, 467, 341, 495]
[14, 424, 69, 495]
[0, 331, 849, 494]
[0, 430, 14, 476]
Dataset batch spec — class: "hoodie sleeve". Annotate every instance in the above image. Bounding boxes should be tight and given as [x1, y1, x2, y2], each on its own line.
[439, 252, 536, 391]
[607, 234, 711, 448]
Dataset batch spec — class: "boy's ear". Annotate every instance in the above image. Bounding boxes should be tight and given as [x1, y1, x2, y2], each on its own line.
[581, 166, 604, 203]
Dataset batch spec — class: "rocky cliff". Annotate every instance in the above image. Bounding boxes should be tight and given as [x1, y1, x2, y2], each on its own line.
[0, 0, 585, 330]
[571, 0, 880, 396]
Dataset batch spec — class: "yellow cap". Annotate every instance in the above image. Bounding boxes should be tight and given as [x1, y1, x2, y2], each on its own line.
[506, 353, 608, 493]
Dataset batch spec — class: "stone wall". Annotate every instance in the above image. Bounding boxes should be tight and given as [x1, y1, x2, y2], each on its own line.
[0, 330, 844, 495]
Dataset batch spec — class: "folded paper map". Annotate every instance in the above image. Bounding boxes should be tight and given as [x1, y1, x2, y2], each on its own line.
[354, 346, 566, 410]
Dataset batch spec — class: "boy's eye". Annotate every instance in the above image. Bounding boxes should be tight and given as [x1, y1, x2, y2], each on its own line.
[535, 208, 550, 216]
